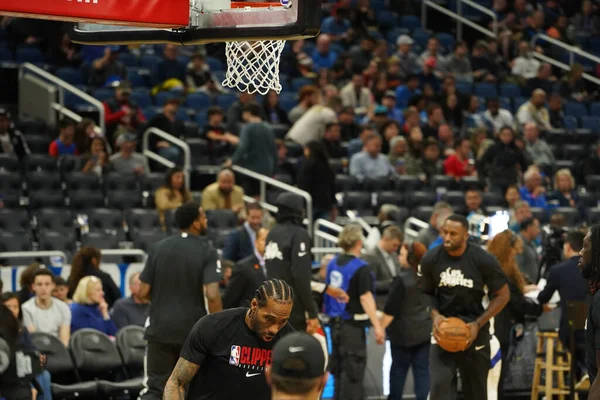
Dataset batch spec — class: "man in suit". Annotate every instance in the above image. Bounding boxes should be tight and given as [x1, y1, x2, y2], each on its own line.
[222, 227, 269, 308]
[222, 202, 264, 263]
[364, 225, 403, 308]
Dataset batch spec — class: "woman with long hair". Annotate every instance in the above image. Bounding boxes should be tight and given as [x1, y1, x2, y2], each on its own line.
[70, 276, 117, 336]
[487, 230, 543, 399]
[67, 247, 121, 308]
[296, 141, 337, 222]
[155, 167, 192, 229]
[81, 136, 111, 176]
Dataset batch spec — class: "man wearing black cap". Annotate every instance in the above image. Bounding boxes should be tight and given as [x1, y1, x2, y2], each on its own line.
[265, 192, 320, 334]
[266, 331, 329, 400]
[0, 109, 29, 160]
[138, 202, 222, 400]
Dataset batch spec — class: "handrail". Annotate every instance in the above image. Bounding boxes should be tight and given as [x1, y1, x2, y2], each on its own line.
[18, 63, 106, 134]
[457, 0, 498, 40]
[232, 164, 313, 234]
[100, 249, 147, 262]
[142, 127, 191, 188]
[0, 251, 68, 266]
[530, 33, 600, 86]
[422, 0, 496, 40]
[345, 210, 373, 233]
[51, 103, 104, 137]
[403, 217, 429, 242]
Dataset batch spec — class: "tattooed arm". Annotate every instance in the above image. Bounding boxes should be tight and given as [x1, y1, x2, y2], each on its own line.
[163, 358, 200, 400]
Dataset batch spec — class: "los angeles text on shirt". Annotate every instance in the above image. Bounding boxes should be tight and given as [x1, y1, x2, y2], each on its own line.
[439, 267, 474, 289]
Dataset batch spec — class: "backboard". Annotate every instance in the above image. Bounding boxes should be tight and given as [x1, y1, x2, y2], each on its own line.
[67, 0, 321, 45]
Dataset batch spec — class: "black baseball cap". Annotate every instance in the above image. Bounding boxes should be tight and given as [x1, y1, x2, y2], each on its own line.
[271, 332, 326, 379]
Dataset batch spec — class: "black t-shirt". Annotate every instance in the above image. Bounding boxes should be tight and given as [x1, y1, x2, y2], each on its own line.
[420, 243, 507, 331]
[180, 307, 295, 400]
[335, 255, 374, 325]
[383, 277, 405, 317]
[140, 233, 222, 345]
[586, 290, 600, 382]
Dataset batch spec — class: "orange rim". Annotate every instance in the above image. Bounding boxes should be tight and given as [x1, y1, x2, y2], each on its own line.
[230, 2, 284, 8]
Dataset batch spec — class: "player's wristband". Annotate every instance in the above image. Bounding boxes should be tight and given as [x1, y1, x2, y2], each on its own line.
[310, 281, 327, 294]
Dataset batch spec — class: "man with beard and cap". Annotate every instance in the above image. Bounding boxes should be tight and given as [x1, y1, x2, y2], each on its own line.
[138, 202, 223, 400]
[265, 192, 320, 334]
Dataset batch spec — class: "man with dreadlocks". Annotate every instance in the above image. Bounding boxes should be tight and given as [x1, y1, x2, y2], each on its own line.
[163, 279, 295, 399]
[581, 226, 600, 397]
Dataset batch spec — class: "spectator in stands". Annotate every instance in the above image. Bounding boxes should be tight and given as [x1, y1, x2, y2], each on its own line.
[202, 106, 237, 163]
[70, 276, 117, 335]
[516, 217, 541, 283]
[110, 272, 149, 329]
[0, 108, 29, 160]
[388, 136, 407, 173]
[337, 107, 358, 142]
[523, 122, 554, 170]
[437, 124, 455, 156]
[287, 95, 339, 147]
[185, 53, 212, 91]
[482, 98, 514, 134]
[311, 34, 338, 70]
[74, 118, 99, 155]
[320, 6, 351, 42]
[442, 41, 472, 83]
[444, 138, 477, 180]
[443, 93, 463, 129]
[516, 89, 552, 131]
[297, 141, 337, 221]
[15, 263, 44, 305]
[511, 41, 541, 83]
[504, 184, 521, 212]
[470, 127, 494, 160]
[262, 90, 291, 126]
[148, 99, 184, 164]
[222, 202, 263, 263]
[465, 189, 484, 215]
[521, 10, 545, 41]
[201, 168, 245, 217]
[419, 57, 441, 94]
[415, 202, 453, 249]
[227, 102, 278, 195]
[525, 63, 554, 97]
[364, 225, 403, 308]
[386, 56, 402, 88]
[365, 204, 402, 251]
[395, 35, 419, 79]
[559, 63, 590, 103]
[548, 93, 565, 129]
[81, 137, 111, 176]
[381, 91, 403, 123]
[288, 85, 320, 124]
[110, 133, 149, 175]
[571, 0, 599, 36]
[48, 119, 78, 158]
[226, 92, 255, 135]
[402, 106, 421, 136]
[22, 269, 71, 346]
[395, 74, 421, 109]
[67, 247, 121, 308]
[340, 72, 374, 116]
[222, 227, 270, 309]
[155, 167, 192, 229]
[379, 121, 400, 154]
[89, 46, 126, 87]
[471, 40, 496, 83]
[417, 137, 444, 183]
[583, 140, 600, 177]
[275, 140, 296, 182]
[520, 167, 548, 209]
[321, 122, 345, 159]
[48, 32, 81, 68]
[478, 126, 529, 192]
[548, 169, 580, 209]
[52, 276, 71, 305]
[103, 81, 146, 139]
[349, 133, 395, 183]
[510, 200, 533, 232]
[349, 35, 376, 71]
[151, 44, 186, 88]
[418, 37, 445, 73]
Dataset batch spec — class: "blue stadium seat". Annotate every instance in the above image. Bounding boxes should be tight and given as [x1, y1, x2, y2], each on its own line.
[175, 108, 190, 121]
[474, 83, 498, 99]
[455, 82, 472, 95]
[581, 116, 600, 132]
[436, 33, 456, 52]
[140, 54, 161, 70]
[130, 91, 152, 108]
[176, 55, 190, 66]
[216, 93, 238, 109]
[154, 91, 179, 106]
[195, 112, 208, 127]
[500, 83, 521, 98]
[92, 88, 114, 102]
[514, 96, 527, 110]
[399, 15, 421, 30]
[127, 69, 147, 87]
[564, 102, 588, 118]
[16, 47, 44, 63]
[376, 11, 398, 28]
[118, 52, 138, 67]
[563, 116, 579, 130]
[142, 107, 157, 120]
[291, 77, 313, 92]
[591, 37, 600, 55]
[499, 97, 513, 113]
[186, 92, 211, 110]
[412, 30, 430, 48]
[0, 47, 12, 61]
[590, 103, 600, 117]
[206, 57, 224, 71]
[279, 93, 297, 113]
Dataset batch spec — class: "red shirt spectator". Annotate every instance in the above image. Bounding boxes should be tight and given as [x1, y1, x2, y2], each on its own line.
[49, 119, 79, 158]
[443, 138, 476, 179]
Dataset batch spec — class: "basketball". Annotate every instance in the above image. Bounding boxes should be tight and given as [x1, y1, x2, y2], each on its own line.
[436, 317, 471, 353]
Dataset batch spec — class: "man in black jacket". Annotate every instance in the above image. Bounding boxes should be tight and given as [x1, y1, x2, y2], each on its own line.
[265, 192, 320, 334]
[0, 109, 29, 160]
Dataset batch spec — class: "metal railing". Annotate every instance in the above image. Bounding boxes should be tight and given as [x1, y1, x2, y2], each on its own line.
[0, 251, 68, 266]
[100, 249, 148, 262]
[404, 217, 429, 242]
[422, 0, 497, 41]
[18, 63, 106, 133]
[312, 219, 343, 262]
[142, 127, 191, 188]
[231, 165, 314, 233]
[531, 33, 600, 86]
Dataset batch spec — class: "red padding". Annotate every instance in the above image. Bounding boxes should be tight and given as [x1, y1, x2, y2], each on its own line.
[0, 0, 189, 28]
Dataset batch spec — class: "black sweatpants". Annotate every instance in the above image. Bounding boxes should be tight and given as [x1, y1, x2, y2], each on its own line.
[429, 334, 491, 400]
[139, 341, 183, 400]
[330, 321, 367, 400]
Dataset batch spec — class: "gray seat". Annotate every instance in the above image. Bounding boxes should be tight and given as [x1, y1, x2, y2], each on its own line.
[27, 171, 62, 191]
[126, 208, 163, 232]
[81, 231, 119, 249]
[140, 173, 165, 193]
[116, 326, 146, 377]
[29, 190, 66, 209]
[87, 208, 124, 231]
[0, 208, 30, 232]
[24, 154, 57, 172]
[107, 190, 142, 210]
[104, 172, 139, 192]
[66, 172, 102, 192]
[342, 191, 372, 214]
[69, 190, 105, 210]
[132, 230, 167, 251]
[442, 191, 465, 208]
[376, 191, 405, 208]
[0, 231, 31, 251]
[39, 231, 76, 256]
[36, 208, 74, 232]
[0, 170, 22, 193]
[206, 209, 237, 229]
[0, 154, 21, 172]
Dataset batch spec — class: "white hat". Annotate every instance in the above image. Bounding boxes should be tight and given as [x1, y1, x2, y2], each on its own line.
[397, 35, 414, 46]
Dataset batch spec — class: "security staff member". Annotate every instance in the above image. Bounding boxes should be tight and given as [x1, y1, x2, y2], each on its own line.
[138, 202, 223, 400]
[265, 192, 319, 334]
[324, 224, 384, 400]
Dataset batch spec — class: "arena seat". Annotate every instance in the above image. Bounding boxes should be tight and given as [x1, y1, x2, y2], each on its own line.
[376, 191, 405, 208]
[341, 191, 372, 214]
[0, 208, 30, 232]
[405, 191, 437, 208]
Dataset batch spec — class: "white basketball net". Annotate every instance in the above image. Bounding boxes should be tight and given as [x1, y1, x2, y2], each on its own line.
[222, 39, 287, 95]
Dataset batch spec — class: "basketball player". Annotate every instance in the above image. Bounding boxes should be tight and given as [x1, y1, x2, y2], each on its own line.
[580, 226, 600, 397]
[420, 214, 509, 400]
[265, 332, 328, 400]
[163, 279, 295, 399]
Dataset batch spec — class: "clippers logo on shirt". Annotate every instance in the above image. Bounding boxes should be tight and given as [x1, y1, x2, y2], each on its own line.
[439, 267, 474, 289]
[228, 344, 272, 371]
[264, 242, 283, 261]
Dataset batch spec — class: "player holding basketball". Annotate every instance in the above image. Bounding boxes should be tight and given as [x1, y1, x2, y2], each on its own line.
[420, 214, 509, 399]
